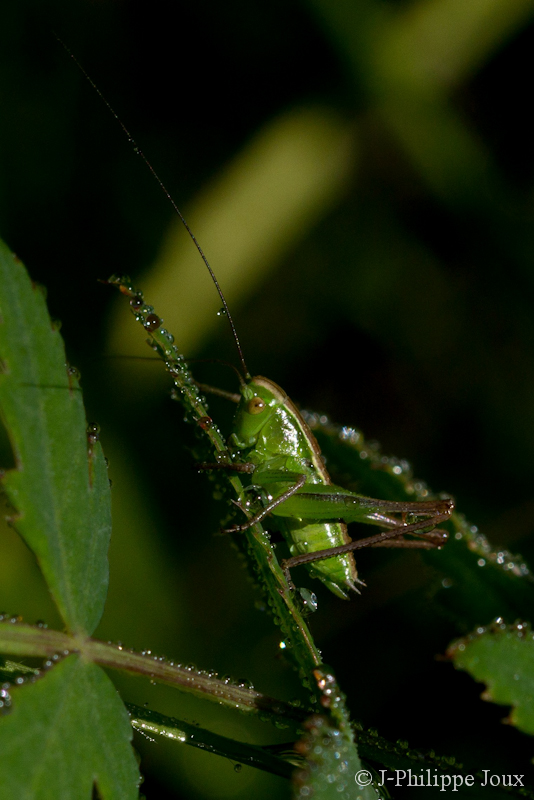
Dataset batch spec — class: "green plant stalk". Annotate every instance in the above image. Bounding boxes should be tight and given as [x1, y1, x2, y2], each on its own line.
[0, 620, 307, 725]
[126, 703, 295, 779]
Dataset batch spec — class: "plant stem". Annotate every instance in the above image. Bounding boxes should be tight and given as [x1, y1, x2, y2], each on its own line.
[0, 620, 308, 725]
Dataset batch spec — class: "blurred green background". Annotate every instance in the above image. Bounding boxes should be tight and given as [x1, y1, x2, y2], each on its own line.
[2, 0, 534, 797]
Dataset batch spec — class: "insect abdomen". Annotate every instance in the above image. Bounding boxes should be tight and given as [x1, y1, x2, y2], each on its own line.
[283, 519, 359, 600]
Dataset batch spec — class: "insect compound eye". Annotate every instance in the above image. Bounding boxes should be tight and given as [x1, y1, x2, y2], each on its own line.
[247, 396, 266, 415]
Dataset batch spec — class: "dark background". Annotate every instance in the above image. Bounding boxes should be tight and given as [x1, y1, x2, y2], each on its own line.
[2, 1, 534, 798]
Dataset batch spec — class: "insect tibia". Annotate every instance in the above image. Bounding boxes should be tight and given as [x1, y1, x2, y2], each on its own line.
[370, 528, 448, 549]
[224, 474, 307, 533]
[370, 495, 454, 517]
[194, 460, 255, 474]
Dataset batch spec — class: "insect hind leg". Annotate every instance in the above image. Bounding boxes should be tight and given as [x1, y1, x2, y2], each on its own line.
[364, 511, 448, 548]
[369, 528, 447, 548]
[281, 509, 451, 592]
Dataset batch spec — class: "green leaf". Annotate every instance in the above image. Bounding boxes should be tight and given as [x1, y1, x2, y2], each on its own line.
[292, 715, 376, 800]
[0, 654, 139, 799]
[309, 415, 534, 630]
[0, 238, 112, 635]
[449, 621, 534, 735]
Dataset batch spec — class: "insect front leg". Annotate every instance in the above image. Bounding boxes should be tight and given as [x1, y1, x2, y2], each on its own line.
[223, 474, 308, 533]
[195, 462, 309, 533]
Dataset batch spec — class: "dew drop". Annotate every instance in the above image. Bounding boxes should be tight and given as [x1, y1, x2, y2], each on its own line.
[144, 313, 162, 332]
[66, 364, 80, 380]
[236, 678, 254, 690]
[298, 588, 318, 613]
[86, 422, 101, 443]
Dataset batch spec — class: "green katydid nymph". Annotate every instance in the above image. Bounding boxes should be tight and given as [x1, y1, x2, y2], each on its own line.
[198, 369, 452, 600]
[112, 268, 453, 600]
[66, 41, 453, 600]
[226, 376, 452, 598]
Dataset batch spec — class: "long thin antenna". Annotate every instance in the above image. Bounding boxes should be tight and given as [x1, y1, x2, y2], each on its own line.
[55, 34, 250, 379]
